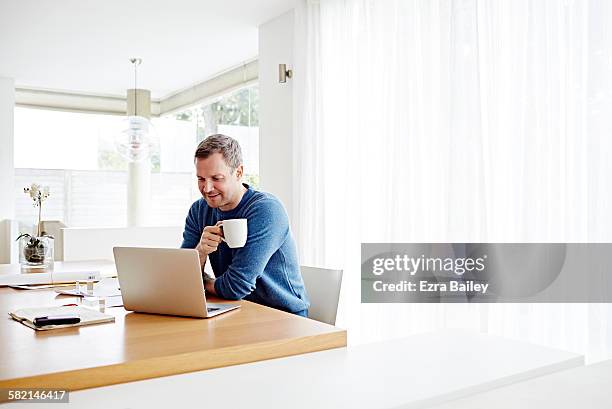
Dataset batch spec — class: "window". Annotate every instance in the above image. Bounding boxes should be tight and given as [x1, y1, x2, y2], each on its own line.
[14, 84, 259, 229]
[166, 84, 260, 188]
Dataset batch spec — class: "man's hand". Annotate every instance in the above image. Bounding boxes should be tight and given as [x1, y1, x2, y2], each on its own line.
[204, 278, 217, 295]
[195, 222, 224, 261]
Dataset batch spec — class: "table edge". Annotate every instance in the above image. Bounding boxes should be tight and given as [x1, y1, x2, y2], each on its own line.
[0, 328, 347, 398]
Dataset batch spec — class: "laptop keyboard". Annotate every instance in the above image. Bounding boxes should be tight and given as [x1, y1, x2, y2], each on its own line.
[207, 307, 220, 312]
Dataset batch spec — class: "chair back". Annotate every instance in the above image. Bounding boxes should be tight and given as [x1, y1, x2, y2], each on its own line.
[300, 266, 343, 325]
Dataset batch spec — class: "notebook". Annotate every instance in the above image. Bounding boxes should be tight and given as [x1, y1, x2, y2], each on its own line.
[9, 305, 115, 331]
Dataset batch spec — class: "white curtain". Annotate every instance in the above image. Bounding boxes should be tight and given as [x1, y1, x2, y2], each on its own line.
[293, 0, 612, 362]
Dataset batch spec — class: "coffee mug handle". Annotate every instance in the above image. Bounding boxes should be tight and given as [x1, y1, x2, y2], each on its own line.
[216, 220, 226, 242]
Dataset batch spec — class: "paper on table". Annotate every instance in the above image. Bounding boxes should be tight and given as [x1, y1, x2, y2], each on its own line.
[56, 287, 121, 297]
[0, 271, 101, 286]
[9, 305, 115, 331]
[55, 277, 121, 297]
[8, 283, 74, 290]
[82, 295, 124, 308]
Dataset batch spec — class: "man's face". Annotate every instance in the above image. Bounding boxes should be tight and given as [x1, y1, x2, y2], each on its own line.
[196, 153, 244, 211]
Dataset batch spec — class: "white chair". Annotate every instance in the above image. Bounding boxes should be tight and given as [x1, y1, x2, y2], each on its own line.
[39, 220, 68, 261]
[300, 266, 343, 325]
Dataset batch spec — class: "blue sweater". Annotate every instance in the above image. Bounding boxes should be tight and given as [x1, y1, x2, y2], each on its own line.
[181, 185, 309, 316]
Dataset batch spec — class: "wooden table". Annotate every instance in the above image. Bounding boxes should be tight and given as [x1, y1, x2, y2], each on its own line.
[25, 330, 583, 409]
[0, 267, 346, 398]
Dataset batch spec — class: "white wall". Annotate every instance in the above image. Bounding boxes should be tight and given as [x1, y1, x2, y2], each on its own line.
[0, 77, 15, 263]
[258, 11, 295, 224]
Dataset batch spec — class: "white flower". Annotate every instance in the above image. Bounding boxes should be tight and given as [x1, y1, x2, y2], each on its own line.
[23, 183, 50, 206]
[24, 183, 39, 199]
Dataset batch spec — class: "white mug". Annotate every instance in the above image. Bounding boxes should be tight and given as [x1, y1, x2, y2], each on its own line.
[221, 219, 248, 248]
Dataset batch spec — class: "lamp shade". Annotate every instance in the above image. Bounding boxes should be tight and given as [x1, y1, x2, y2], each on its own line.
[115, 115, 156, 162]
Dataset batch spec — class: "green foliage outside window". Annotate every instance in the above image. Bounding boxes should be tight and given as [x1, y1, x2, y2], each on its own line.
[174, 86, 259, 139]
[211, 86, 259, 127]
[244, 174, 260, 190]
[98, 149, 160, 172]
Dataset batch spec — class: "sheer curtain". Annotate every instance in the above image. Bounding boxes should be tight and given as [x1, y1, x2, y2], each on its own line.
[293, 0, 612, 362]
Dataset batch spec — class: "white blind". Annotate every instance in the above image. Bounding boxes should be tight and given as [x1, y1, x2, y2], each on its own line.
[15, 169, 65, 224]
[69, 170, 127, 227]
[15, 169, 194, 228]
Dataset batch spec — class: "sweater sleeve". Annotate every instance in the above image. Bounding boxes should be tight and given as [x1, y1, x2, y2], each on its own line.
[214, 198, 288, 300]
[180, 201, 202, 249]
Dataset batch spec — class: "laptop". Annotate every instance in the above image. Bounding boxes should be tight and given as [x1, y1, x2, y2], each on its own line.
[113, 247, 240, 318]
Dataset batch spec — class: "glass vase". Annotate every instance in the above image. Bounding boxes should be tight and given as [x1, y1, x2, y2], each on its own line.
[19, 236, 54, 273]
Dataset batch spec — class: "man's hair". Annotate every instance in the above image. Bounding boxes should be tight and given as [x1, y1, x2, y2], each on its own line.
[194, 134, 243, 170]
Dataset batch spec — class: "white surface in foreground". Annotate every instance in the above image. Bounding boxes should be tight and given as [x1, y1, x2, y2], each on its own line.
[8, 329, 583, 409]
[431, 358, 612, 409]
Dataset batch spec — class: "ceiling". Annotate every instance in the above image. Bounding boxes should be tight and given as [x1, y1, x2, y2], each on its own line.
[0, 0, 296, 99]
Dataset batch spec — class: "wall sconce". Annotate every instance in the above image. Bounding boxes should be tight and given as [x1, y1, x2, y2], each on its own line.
[279, 64, 293, 83]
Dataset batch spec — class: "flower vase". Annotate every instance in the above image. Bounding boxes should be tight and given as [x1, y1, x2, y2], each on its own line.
[19, 235, 54, 273]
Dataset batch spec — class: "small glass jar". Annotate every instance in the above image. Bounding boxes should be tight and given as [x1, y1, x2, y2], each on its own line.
[19, 235, 54, 273]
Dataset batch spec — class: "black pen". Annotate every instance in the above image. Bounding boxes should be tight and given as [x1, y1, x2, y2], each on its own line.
[33, 315, 81, 327]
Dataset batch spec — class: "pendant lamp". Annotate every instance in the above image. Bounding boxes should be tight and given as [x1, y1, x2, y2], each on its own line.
[116, 58, 155, 162]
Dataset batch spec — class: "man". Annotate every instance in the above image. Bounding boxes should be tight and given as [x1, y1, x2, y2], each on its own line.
[181, 134, 310, 316]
